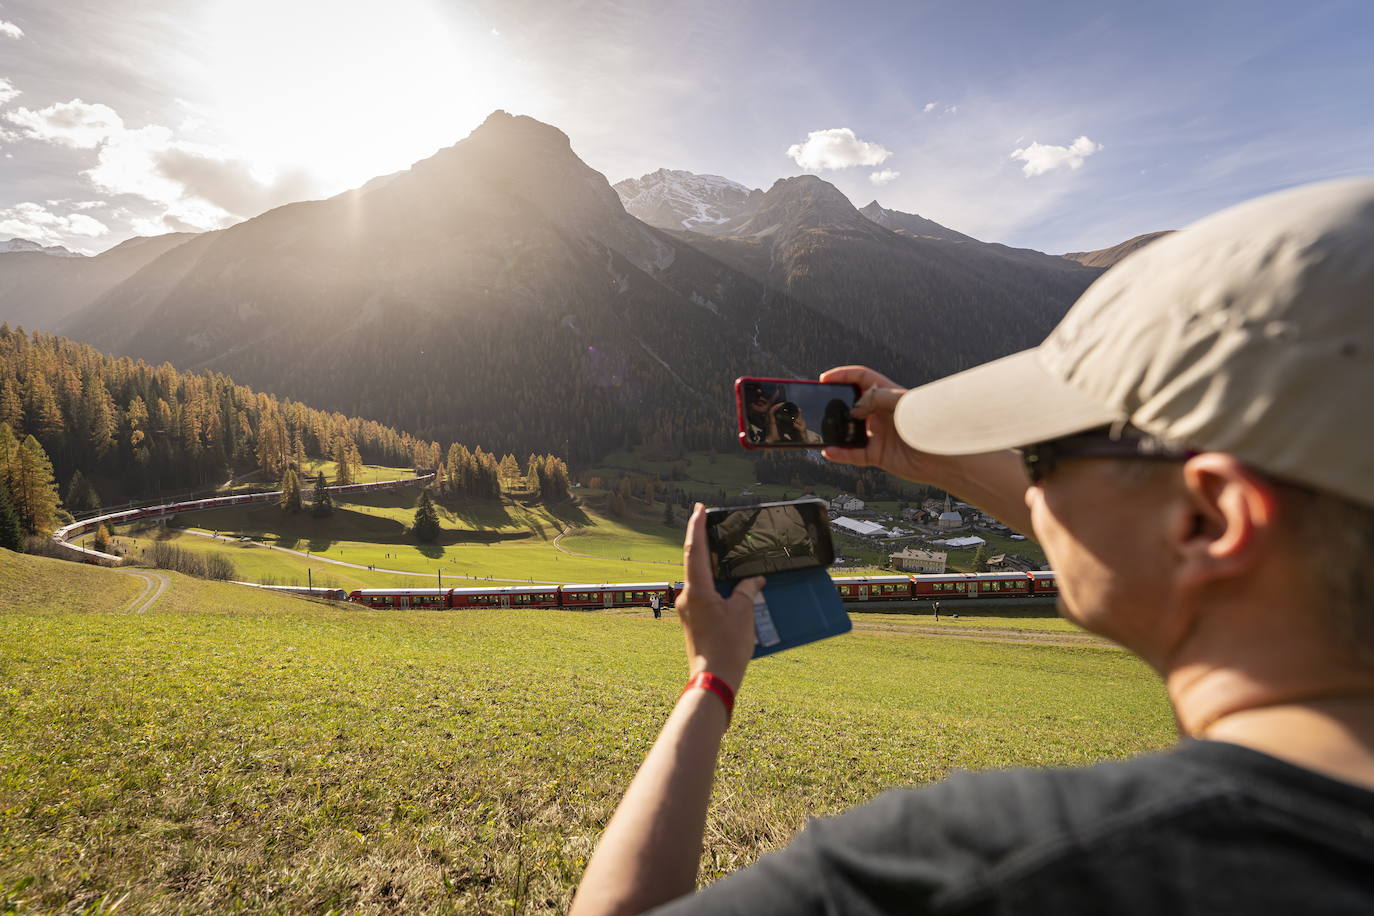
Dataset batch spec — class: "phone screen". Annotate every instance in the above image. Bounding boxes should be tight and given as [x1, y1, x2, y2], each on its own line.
[705, 499, 835, 580]
[736, 378, 866, 449]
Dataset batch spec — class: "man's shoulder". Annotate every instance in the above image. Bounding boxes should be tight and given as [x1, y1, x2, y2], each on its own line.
[653, 742, 1374, 915]
[803, 740, 1374, 911]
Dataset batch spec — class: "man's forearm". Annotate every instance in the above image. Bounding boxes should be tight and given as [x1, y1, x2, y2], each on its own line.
[935, 450, 1033, 536]
[570, 690, 731, 916]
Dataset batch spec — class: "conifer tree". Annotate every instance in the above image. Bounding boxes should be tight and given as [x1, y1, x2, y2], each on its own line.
[525, 453, 542, 496]
[332, 437, 354, 485]
[279, 468, 303, 513]
[662, 501, 675, 527]
[2, 434, 62, 533]
[0, 481, 22, 551]
[971, 543, 989, 572]
[92, 523, 111, 554]
[413, 489, 441, 543]
[65, 469, 92, 513]
[311, 472, 333, 517]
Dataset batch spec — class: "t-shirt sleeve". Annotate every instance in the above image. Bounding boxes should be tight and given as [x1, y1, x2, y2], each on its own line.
[647, 770, 1046, 916]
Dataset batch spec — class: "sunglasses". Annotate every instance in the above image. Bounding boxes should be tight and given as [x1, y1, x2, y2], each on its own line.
[1018, 431, 1198, 484]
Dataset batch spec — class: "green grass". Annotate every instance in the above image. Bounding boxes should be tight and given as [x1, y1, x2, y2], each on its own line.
[94, 488, 694, 587]
[0, 550, 1175, 913]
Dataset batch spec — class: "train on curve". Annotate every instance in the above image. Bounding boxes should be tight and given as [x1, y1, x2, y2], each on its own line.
[347, 570, 1058, 610]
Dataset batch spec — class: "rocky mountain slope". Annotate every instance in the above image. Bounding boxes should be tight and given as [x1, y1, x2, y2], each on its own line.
[670, 175, 1102, 382]
[858, 201, 977, 243]
[1063, 230, 1173, 268]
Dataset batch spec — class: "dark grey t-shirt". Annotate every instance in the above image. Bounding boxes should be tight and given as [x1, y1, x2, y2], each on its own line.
[650, 741, 1374, 915]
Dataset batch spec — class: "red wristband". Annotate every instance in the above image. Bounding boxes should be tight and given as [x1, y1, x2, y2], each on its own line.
[681, 672, 735, 722]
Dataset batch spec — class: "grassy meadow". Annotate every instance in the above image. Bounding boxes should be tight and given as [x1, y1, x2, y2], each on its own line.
[0, 550, 1174, 914]
[79, 485, 691, 588]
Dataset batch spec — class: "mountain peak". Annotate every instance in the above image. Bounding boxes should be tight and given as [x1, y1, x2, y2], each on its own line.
[613, 168, 760, 232]
[1, 237, 84, 257]
[470, 109, 573, 150]
[858, 202, 976, 243]
[722, 174, 869, 238]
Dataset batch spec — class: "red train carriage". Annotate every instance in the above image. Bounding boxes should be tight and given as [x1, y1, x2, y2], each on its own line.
[449, 586, 561, 609]
[912, 573, 983, 599]
[348, 588, 451, 609]
[967, 572, 1033, 597]
[558, 583, 676, 610]
[1030, 570, 1059, 597]
[832, 575, 915, 601]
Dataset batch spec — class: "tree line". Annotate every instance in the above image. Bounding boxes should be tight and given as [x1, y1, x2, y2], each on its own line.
[0, 326, 578, 554]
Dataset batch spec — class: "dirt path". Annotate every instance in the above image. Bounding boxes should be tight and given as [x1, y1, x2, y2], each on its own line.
[849, 617, 1116, 649]
[551, 528, 679, 566]
[118, 569, 170, 614]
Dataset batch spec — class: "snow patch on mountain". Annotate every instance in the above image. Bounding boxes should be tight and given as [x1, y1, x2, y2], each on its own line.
[0, 237, 85, 257]
[614, 169, 761, 233]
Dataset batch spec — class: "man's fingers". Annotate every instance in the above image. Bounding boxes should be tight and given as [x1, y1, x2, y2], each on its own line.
[822, 446, 870, 467]
[820, 365, 897, 390]
[852, 386, 906, 419]
[731, 575, 766, 605]
[683, 503, 714, 591]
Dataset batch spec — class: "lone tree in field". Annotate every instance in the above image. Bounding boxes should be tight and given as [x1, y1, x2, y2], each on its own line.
[92, 522, 111, 554]
[971, 543, 989, 572]
[279, 468, 303, 513]
[311, 472, 333, 517]
[413, 489, 441, 543]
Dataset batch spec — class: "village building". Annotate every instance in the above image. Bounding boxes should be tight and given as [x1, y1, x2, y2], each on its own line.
[830, 494, 865, 513]
[932, 535, 987, 549]
[889, 547, 948, 573]
[832, 516, 889, 538]
[987, 553, 1036, 572]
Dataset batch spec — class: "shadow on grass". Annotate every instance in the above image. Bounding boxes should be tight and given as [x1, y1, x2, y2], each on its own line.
[547, 500, 591, 528]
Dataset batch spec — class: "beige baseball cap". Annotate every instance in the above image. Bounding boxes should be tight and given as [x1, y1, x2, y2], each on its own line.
[894, 177, 1374, 508]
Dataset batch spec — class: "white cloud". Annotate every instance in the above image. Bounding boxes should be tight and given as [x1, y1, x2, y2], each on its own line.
[923, 102, 937, 113]
[945, 105, 958, 115]
[0, 78, 18, 106]
[0, 20, 23, 40]
[1010, 135, 1103, 177]
[0, 202, 108, 246]
[786, 127, 892, 170]
[869, 169, 900, 186]
[8, 96, 320, 239]
[6, 99, 124, 149]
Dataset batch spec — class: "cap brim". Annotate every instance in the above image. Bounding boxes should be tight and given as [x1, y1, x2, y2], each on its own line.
[894, 348, 1122, 455]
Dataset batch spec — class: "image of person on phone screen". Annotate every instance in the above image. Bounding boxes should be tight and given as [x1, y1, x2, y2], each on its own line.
[710, 505, 817, 579]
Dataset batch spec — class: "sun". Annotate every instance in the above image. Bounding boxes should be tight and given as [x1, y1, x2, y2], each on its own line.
[203, 0, 539, 192]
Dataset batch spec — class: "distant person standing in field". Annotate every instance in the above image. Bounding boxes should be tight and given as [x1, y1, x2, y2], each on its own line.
[571, 179, 1374, 915]
[650, 593, 662, 619]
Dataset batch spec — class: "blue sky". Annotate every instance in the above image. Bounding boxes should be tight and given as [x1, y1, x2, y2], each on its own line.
[1, 0, 1371, 254]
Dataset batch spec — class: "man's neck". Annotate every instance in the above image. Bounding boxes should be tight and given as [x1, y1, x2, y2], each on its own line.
[1200, 700, 1374, 792]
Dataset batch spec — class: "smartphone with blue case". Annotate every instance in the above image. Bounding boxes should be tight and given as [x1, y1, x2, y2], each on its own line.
[705, 498, 852, 657]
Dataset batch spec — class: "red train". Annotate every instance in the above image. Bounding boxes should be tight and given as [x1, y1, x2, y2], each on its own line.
[347, 571, 1058, 610]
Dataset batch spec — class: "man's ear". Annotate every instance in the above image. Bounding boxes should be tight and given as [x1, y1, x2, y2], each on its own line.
[1174, 453, 1280, 587]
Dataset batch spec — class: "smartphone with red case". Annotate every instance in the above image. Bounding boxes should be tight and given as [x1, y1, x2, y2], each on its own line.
[735, 377, 867, 450]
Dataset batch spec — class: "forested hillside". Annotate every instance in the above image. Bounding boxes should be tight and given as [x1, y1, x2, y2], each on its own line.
[0, 325, 446, 511]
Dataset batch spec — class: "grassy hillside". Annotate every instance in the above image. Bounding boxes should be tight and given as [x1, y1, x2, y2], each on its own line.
[83, 486, 691, 587]
[0, 551, 1173, 913]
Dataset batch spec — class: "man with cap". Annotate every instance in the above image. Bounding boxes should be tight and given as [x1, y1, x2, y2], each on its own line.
[570, 179, 1374, 915]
